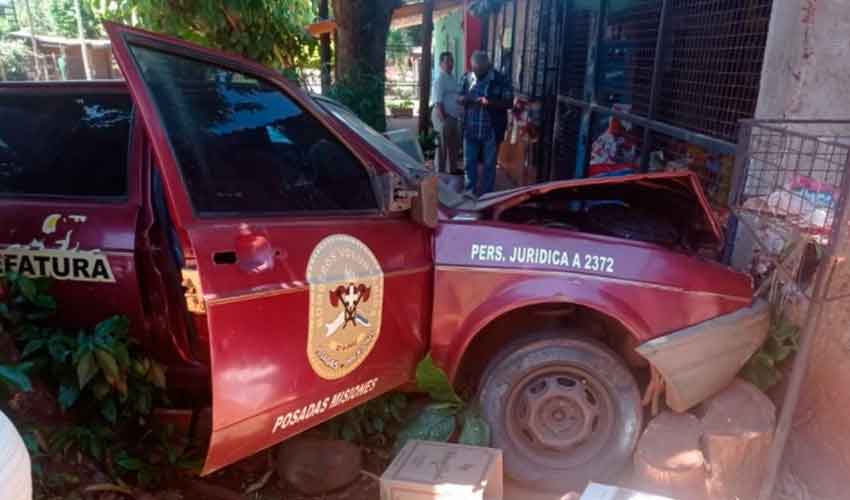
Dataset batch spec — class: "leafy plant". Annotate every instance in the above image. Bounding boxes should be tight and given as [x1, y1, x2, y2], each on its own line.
[50, 0, 102, 38]
[0, 271, 54, 392]
[111, 424, 204, 486]
[0, 362, 33, 392]
[0, 40, 35, 81]
[386, 28, 414, 67]
[323, 392, 408, 446]
[741, 306, 800, 390]
[50, 424, 116, 462]
[92, 0, 317, 70]
[1, 272, 177, 481]
[418, 129, 439, 161]
[47, 422, 202, 487]
[17, 312, 167, 424]
[394, 354, 490, 453]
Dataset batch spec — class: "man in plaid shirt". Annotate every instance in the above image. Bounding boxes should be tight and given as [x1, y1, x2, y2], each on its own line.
[459, 51, 513, 196]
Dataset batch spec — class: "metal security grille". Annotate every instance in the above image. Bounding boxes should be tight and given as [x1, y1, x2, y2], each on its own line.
[522, 0, 542, 93]
[559, 0, 771, 182]
[553, 102, 584, 180]
[538, 0, 566, 177]
[657, 0, 772, 141]
[511, 0, 528, 89]
[598, 0, 662, 115]
[733, 121, 850, 237]
[558, 8, 591, 99]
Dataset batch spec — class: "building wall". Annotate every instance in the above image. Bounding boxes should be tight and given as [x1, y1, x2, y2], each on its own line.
[432, 8, 465, 82]
[35, 44, 114, 81]
[754, 1, 850, 498]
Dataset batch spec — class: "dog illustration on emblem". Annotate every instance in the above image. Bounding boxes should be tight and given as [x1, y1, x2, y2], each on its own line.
[326, 283, 371, 336]
[306, 235, 384, 380]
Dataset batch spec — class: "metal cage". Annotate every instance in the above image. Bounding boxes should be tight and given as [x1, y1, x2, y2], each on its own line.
[728, 119, 850, 500]
[730, 120, 850, 302]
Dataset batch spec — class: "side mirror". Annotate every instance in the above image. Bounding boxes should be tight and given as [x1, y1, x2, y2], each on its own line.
[383, 172, 438, 229]
[410, 173, 438, 228]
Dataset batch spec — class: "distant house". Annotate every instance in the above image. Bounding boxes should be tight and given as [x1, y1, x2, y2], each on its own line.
[6, 30, 117, 80]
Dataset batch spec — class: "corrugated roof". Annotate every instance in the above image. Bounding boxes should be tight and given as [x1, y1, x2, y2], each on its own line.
[7, 30, 111, 48]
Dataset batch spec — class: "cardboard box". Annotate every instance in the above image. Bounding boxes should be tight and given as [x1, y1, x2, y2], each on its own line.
[580, 482, 675, 500]
[381, 440, 503, 500]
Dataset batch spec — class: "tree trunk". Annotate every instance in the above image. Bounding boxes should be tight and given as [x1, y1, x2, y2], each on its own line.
[74, 0, 91, 80]
[332, 0, 398, 78]
[319, 0, 332, 94]
[634, 411, 707, 500]
[701, 379, 775, 500]
[332, 30, 339, 82]
[417, 0, 434, 134]
[331, 0, 400, 131]
[23, 0, 40, 80]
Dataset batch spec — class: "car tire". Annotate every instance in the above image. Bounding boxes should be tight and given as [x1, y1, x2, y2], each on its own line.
[477, 330, 642, 491]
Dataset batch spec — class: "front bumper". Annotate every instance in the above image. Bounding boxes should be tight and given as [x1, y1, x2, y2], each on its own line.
[636, 299, 770, 412]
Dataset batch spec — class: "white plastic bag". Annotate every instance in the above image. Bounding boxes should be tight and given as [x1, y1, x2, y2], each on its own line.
[0, 410, 32, 500]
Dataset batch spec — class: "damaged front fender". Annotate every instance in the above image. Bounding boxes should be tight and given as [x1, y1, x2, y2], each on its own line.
[636, 299, 770, 412]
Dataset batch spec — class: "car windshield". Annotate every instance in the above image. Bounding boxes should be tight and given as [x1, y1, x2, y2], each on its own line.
[313, 96, 465, 208]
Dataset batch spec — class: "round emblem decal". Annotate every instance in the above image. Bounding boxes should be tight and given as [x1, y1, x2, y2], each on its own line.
[306, 235, 384, 380]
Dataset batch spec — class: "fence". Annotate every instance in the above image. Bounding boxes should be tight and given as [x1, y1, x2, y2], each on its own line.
[484, 0, 773, 184]
[727, 119, 850, 499]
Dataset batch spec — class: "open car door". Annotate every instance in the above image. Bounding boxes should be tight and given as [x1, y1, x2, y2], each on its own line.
[105, 23, 431, 473]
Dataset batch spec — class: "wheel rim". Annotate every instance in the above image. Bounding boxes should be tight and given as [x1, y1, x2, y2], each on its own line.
[504, 364, 615, 469]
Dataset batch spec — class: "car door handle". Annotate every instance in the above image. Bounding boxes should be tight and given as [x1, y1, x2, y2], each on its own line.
[235, 233, 275, 273]
[213, 251, 237, 265]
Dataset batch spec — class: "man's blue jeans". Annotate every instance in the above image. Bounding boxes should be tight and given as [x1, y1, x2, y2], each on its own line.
[464, 135, 498, 195]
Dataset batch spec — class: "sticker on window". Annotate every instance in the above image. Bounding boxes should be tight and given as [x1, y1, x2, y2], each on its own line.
[0, 213, 115, 283]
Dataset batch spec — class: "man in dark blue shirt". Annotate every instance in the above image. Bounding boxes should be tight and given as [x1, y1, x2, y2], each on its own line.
[459, 51, 514, 196]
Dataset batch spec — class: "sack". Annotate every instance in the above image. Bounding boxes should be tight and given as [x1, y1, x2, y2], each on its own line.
[431, 106, 444, 133]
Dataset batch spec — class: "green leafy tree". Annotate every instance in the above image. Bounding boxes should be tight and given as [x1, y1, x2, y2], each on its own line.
[0, 39, 33, 80]
[48, 0, 101, 38]
[386, 28, 412, 67]
[91, 0, 317, 70]
[8, 0, 52, 36]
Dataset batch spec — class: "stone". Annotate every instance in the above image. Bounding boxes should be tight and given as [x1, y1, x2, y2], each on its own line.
[277, 437, 363, 495]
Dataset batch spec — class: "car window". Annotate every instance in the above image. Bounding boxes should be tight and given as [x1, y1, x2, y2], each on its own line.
[0, 93, 131, 198]
[317, 98, 425, 173]
[129, 45, 378, 215]
[314, 97, 466, 208]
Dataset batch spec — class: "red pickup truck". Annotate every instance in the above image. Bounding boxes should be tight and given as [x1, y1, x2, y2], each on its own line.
[0, 23, 768, 490]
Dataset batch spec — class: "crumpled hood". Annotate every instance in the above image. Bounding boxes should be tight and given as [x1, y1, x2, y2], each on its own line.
[443, 171, 724, 244]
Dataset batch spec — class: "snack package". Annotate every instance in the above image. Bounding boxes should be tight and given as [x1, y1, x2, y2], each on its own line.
[589, 106, 639, 171]
[756, 175, 838, 231]
[788, 175, 837, 208]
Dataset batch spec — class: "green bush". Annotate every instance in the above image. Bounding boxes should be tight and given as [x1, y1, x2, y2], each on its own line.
[0, 40, 34, 81]
[0, 273, 194, 488]
[1, 273, 168, 424]
[394, 354, 490, 453]
[322, 392, 408, 446]
[741, 305, 799, 390]
[327, 69, 388, 132]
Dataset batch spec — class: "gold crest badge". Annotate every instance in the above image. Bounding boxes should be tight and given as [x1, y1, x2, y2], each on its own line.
[306, 235, 384, 380]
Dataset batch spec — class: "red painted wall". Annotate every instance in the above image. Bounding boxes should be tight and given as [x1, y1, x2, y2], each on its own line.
[463, 0, 483, 71]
